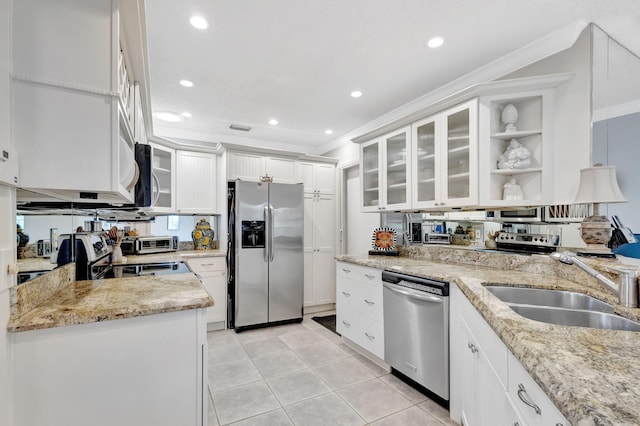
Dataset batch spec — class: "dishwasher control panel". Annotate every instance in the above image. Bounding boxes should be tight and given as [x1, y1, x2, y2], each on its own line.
[381, 271, 449, 296]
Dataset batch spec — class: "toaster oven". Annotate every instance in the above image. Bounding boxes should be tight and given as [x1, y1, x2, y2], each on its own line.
[120, 236, 178, 255]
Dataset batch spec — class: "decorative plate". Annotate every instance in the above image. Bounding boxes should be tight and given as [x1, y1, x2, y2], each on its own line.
[371, 227, 397, 251]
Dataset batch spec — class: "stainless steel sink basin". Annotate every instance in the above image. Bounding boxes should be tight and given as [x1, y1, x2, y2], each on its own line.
[508, 305, 640, 332]
[485, 285, 640, 331]
[486, 286, 614, 313]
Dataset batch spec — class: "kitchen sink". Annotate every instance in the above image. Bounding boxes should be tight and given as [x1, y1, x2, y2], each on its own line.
[486, 285, 640, 332]
[508, 305, 640, 332]
[485, 286, 614, 313]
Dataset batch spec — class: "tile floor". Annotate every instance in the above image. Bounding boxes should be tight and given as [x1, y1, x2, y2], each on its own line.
[206, 312, 458, 425]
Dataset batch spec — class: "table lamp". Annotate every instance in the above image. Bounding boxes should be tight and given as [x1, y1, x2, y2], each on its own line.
[573, 164, 626, 257]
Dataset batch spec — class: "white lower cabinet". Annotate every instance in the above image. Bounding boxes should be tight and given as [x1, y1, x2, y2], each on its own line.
[187, 257, 227, 330]
[335, 262, 384, 358]
[13, 309, 208, 426]
[450, 283, 569, 426]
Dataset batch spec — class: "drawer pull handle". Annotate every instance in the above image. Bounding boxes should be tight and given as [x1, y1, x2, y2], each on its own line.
[342, 291, 351, 297]
[201, 263, 214, 267]
[517, 383, 541, 415]
[364, 274, 375, 279]
[342, 268, 351, 273]
[341, 320, 351, 327]
[365, 332, 375, 340]
[467, 342, 478, 354]
[364, 299, 375, 306]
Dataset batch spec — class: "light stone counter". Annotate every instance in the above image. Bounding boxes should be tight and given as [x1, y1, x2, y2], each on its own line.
[7, 247, 222, 334]
[337, 247, 640, 426]
[17, 257, 56, 272]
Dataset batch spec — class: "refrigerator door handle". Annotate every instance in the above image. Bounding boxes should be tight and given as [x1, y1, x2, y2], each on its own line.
[269, 205, 275, 261]
[264, 206, 269, 262]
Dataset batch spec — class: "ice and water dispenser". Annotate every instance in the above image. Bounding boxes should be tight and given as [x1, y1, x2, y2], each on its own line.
[241, 221, 265, 248]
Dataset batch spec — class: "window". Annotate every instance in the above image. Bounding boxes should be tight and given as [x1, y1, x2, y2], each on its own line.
[167, 215, 180, 231]
[16, 215, 25, 229]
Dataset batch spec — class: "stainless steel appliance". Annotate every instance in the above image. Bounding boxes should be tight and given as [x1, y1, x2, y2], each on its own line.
[495, 231, 560, 254]
[228, 181, 304, 331]
[382, 270, 450, 402]
[486, 208, 545, 223]
[120, 235, 178, 255]
[52, 233, 112, 280]
[424, 233, 451, 244]
[36, 239, 52, 257]
[92, 261, 190, 279]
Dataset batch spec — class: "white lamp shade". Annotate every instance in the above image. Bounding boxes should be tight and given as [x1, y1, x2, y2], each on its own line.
[574, 165, 627, 204]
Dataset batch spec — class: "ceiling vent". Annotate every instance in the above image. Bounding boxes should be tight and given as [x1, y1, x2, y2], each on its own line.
[229, 123, 252, 132]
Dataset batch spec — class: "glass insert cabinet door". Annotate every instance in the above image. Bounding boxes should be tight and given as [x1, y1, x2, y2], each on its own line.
[384, 127, 411, 209]
[413, 118, 437, 205]
[446, 107, 471, 200]
[361, 139, 381, 210]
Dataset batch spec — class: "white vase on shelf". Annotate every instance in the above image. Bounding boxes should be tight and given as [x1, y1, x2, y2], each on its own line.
[501, 104, 518, 133]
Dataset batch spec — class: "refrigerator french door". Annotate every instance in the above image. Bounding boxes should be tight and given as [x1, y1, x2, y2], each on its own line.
[233, 181, 304, 330]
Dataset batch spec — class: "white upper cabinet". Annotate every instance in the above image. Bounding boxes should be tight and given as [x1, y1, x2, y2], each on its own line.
[297, 162, 335, 194]
[360, 126, 412, 212]
[227, 151, 297, 183]
[412, 99, 479, 210]
[478, 90, 554, 207]
[176, 150, 217, 214]
[12, 0, 147, 204]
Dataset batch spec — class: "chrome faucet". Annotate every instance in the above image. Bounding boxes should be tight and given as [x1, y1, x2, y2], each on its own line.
[550, 252, 638, 308]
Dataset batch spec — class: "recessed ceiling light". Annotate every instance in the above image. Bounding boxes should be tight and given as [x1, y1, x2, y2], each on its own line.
[325, 129, 333, 135]
[269, 119, 278, 125]
[350, 90, 362, 98]
[155, 112, 184, 123]
[180, 80, 194, 87]
[427, 37, 444, 48]
[181, 112, 192, 118]
[189, 16, 209, 29]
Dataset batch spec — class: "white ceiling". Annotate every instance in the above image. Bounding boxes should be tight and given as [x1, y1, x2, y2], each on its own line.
[145, 0, 640, 155]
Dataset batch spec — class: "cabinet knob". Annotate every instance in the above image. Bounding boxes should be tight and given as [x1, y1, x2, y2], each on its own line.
[341, 320, 351, 327]
[342, 268, 351, 273]
[364, 332, 375, 340]
[364, 274, 375, 279]
[364, 299, 375, 306]
[517, 383, 542, 415]
[342, 291, 351, 297]
[467, 341, 478, 354]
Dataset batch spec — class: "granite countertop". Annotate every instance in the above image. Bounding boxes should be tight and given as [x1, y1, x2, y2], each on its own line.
[337, 251, 640, 426]
[7, 248, 222, 334]
[17, 257, 56, 273]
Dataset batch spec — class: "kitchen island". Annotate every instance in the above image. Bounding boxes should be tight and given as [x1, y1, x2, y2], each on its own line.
[7, 255, 215, 426]
[337, 247, 640, 426]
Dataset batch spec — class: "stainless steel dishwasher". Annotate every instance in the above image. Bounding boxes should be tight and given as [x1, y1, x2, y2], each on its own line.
[382, 270, 449, 401]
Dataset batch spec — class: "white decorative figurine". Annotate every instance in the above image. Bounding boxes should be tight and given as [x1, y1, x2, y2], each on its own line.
[498, 139, 531, 169]
[503, 178, 524, 201]
[501, 103, 518, 132]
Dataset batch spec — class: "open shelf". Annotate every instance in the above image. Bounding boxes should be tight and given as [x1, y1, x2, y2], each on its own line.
[490, 167, 542, 175]
[491, 130, 541, 140]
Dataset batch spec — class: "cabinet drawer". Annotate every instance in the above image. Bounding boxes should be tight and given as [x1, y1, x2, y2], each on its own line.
[337, 306, 384, 359]
[336, 262, 381, 283]
[507, 352, 568, 425]
[337, 278, 360, 313]
[187, 257, 225, 273]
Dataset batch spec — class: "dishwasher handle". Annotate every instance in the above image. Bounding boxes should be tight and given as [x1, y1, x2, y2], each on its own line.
[383, 282, 444, 304]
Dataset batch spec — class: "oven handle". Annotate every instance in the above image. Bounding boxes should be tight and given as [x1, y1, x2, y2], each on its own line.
[383, 282, 444, 304]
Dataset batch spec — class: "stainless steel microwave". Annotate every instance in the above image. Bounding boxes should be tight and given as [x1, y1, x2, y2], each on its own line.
[486, 208, 545, 223]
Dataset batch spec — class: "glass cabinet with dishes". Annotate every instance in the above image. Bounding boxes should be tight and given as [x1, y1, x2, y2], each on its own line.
[412, 99, 478, 209]
[149, 142, 175, 212]
[360, 127, 411, 212]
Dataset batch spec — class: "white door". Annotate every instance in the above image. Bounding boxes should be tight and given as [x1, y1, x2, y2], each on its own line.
[345, 165, 380, 255]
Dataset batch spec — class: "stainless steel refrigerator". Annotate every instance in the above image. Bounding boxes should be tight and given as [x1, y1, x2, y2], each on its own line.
[228, 180, 304, 331]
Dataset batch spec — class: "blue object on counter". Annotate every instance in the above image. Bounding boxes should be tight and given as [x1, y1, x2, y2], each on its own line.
[613, 242, 640, 259]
